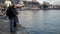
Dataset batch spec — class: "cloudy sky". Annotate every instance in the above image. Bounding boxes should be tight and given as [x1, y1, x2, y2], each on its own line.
[27, 0, 60, 4]
[37, 0, 60, 4]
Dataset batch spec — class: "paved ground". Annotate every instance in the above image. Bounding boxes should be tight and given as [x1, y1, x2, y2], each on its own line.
[0, 15, 28, 34]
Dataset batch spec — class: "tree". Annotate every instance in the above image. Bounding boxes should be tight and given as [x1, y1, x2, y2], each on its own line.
[43, 1, 50, 9]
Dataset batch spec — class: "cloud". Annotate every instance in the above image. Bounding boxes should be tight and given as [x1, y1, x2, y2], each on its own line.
[37, 0, 60, 4]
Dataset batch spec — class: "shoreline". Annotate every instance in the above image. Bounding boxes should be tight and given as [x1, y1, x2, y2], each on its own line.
[17, 8, 60, 11]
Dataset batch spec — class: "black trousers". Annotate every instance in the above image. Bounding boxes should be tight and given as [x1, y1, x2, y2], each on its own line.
[14, 16, 19, 27]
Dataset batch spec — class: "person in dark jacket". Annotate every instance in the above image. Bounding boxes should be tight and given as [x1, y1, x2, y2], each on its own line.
[6, 5, 19, 32]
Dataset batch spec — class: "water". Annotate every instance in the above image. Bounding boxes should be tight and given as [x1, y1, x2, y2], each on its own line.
[18, 10, 60, 34]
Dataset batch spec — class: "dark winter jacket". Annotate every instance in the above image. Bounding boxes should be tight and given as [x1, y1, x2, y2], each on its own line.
[6, 6, 18, 19]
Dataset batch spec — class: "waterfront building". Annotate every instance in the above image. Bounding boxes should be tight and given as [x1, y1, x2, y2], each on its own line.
[32, 0, 37, 2]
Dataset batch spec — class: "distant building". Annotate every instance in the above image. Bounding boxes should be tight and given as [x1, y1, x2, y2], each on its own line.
[0, 0, 5, 4]
[32, 0, 37, 2]
[10, 0, 20, 4]
[19, 0, 30, 5]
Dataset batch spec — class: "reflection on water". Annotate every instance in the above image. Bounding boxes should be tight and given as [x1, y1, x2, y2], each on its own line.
[18, 10, 60, 34]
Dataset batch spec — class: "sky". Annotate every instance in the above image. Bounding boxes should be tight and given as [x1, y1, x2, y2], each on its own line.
[27, 0, 60, 4]
[37, 0, 60, 4]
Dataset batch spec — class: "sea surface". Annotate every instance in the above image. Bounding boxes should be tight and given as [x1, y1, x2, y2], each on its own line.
[18, 10, 60, 34]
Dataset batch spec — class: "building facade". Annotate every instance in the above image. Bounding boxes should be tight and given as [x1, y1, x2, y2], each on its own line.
[0, 0, 5, 4]
[10, 0, 20, 4]
[32, 0, 37, 2]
